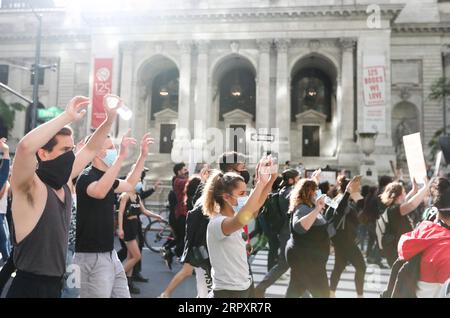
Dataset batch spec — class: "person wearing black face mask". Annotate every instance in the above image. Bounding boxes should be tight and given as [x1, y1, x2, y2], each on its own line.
[6, 95, 120, 298]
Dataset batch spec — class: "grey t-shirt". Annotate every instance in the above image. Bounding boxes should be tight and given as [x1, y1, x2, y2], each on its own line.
[292, 204, 327, 234]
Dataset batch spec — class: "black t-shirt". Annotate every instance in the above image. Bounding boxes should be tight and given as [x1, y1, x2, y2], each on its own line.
[386, 204, 414, 242]
[75, 166, 120, 253]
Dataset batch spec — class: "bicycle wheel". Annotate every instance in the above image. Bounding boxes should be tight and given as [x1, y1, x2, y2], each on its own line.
[144, 219, 173, 253]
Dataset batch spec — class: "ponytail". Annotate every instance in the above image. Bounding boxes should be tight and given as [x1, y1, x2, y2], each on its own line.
[202, 170, 244, 218]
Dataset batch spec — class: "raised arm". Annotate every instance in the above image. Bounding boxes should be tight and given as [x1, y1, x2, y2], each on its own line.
[221, 157, 274, 236]
[404, 178, 418, 202]
[70, 95, 119, 180]
[11, 96, 89, 191]
[86, 131, 136, 199]
[115, 133, 154, 193]
[399, 178, 429, 216]
[295, 195, 326, 233]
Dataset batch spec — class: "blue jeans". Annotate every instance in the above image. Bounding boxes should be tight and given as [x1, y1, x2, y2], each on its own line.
[0, 214, 11, 262]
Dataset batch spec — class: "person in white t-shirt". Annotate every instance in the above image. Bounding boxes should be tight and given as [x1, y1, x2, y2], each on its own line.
[202, 156, 277, 298]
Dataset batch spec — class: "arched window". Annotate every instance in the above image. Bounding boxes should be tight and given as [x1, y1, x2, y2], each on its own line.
[291, 68, 332, 122]
[219, 68, 255, 120]
[150, 68, 179, 119]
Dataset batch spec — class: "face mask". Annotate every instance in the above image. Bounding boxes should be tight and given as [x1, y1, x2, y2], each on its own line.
[135, 182, 143, 193]
[239, 170, 250, 184]
[231, 195, 249, 214]
[36, 150, 75, 190]
[102, 149, 118, 167]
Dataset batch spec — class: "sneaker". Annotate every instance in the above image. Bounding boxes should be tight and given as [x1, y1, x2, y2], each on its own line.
[163, 250, 173, 271]
[132, 272, 149, 283]
[127, 278, 141, 295]
[158, 292, 169, 298]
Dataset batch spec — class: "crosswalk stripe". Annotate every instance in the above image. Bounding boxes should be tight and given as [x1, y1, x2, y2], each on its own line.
[251, 250, 390, 298]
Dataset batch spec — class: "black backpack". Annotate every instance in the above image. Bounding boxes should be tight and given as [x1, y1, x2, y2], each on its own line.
[259, 192, 284, 235]
[381, 254, 421, 298]
[376, 208, 397, 251]
[180, 202, 211, 271]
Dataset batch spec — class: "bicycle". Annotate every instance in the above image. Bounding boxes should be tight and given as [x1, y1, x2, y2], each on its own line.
[143, 216, 175, 253]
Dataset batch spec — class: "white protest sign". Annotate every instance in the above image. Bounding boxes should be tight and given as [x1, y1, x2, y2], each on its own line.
[403, 133, 427, 184]
[434, 151, 443, 177]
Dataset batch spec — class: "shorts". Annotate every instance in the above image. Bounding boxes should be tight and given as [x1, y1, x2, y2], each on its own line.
[123, 218, 140, 242]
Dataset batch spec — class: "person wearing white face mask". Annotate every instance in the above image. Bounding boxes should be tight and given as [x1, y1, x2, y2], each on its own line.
[73, 129, 154, 298]
[203, 156, 278, 298]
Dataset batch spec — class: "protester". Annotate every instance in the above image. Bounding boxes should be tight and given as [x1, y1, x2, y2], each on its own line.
[73, 129, 153, 298]
[329, 176, 366, 298]
[378, 178, 429, 267]
[203, 156, 277, 298]
[117, 177, 163, 294]
[254, 168, 300, 297]
[7, 95, 118, 298]
[397, 177, 450, 297]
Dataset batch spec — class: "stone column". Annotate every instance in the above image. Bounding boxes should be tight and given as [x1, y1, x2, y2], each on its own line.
[172, 40, 193, 163]
[275, 39, 291, 163]
[339, 38, 357, 148]
[177, 40, 193, 134]
[256, 39, 272, 131]
[193, 40, 209, 164]
[120, 44, 135, 135]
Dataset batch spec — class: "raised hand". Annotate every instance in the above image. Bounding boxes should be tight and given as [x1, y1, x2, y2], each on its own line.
[199, 166, 210, 183]
[119, 129, 137, 159]
[140, 132, 155, 156]
[0, 138, 9, 153]
[315, 194, 326, 211]
[346, 176, 361, 194]
[311, 168, 321, 185]
[258, 156, 275, 184]
[154, 180, 161, 190]
[65, 96, 90, 122]
[103, 94, 121, 122]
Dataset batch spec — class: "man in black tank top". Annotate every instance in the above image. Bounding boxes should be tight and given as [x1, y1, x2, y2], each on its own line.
[7, 95, 120, 298]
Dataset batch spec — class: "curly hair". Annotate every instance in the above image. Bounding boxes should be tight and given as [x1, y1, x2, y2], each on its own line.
[379, 182, 404, 207]
[288, 178, 317, 213]
[431, 177, 450, 210]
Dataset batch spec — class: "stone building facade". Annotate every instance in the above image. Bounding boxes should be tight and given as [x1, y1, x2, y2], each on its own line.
[0, 0, 449, 178]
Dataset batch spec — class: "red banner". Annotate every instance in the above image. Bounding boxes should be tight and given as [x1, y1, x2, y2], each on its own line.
[91, 58, 113, 129]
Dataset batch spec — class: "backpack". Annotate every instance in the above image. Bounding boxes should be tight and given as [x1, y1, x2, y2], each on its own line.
[381, 254, 421, 298]
[324, 195, 351, 238]
[180, 201, 211, 271]
[259, 192, 284, 235]
[376, 208, 396, 251]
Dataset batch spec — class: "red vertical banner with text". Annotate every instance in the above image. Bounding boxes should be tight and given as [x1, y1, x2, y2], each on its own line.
[91, 58, 113, 129]
[362, 55, 386, 133]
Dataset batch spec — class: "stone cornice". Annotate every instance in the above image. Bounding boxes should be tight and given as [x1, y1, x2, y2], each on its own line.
[393, 23, 450, 34]
[0, 33, 91, 42]
[80, 4, 404, 26]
